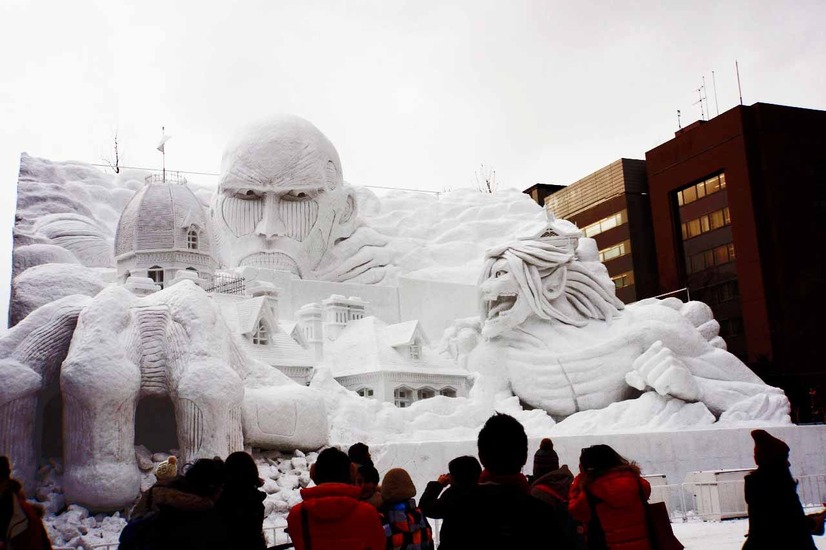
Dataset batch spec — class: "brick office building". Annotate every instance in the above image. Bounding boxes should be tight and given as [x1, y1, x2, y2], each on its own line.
[645, 102, 826, 421]
[529, 159, 659, 304]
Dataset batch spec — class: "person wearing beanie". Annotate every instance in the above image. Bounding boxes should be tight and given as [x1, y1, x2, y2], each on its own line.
[154, 455, 178, 481]
[531, 438, 560, 481]
[287, 448, 385, 550]
[348, 442, 373, 468]
[419, 455, 481, 550]
[0, 456, 53, 550]
[379, 468, 433, 550]
[529, 439, 576, 548]
[743, 430, 817, 549]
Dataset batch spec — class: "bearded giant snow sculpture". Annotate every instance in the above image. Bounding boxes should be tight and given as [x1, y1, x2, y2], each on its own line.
[453, 219, 790, 423]
[210, 115, 394, 283]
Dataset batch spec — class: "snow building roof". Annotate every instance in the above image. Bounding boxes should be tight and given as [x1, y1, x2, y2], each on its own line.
[218, 299, 313, 367]
[382, 320, 427, 347]
[326, 316, 465, 377]
[115, 182, 213, 258]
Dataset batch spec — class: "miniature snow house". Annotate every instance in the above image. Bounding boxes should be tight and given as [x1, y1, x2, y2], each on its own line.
[298, 295, 471, 406]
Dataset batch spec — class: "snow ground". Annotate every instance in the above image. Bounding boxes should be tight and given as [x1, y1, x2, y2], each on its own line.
[672, 517, 826, 549]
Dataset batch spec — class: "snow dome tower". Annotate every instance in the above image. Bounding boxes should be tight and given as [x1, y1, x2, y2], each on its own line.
[115, 176, 218, 289]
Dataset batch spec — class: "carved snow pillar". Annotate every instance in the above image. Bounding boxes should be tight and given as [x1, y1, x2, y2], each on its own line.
[0, 361, 41, 491]
[174, 359, 244, 462]
[60, 293, 142, 511]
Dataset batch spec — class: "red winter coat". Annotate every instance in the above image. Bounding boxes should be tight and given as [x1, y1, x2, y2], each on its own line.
[287, 483, 385, 550]
[569, 467, 652, 550]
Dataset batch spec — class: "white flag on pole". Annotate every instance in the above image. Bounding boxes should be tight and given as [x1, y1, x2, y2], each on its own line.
[157, 134, 171, 153]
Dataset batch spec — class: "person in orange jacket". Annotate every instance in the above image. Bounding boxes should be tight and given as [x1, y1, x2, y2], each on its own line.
[568, 445, 652, 550]
[287, 448, 385, 550]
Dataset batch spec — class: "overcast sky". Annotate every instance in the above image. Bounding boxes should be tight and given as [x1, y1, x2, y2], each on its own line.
[1, 0, 825, 327]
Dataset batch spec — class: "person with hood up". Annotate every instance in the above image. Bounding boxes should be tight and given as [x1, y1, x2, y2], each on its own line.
[419, 455, 481, 550]
[530, 438, 577, 548]
[742, 429, 819, 549]
[568, 445, 651, 550]
[216, 451, 266, 550]
[287, 447, 384, 550]
[379, 468, 433, 550]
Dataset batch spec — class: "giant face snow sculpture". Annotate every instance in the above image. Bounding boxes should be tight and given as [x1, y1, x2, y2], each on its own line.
[211, 115, 392, 283]
[462, 219, 790, 423]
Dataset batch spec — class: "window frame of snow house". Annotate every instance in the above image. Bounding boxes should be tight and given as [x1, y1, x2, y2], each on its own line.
[409, 338, 422, 360]
[187, 228, 199, 250]
[417, 387, 435, 400]
[440, 387, 457, 398]
[252, 319, 270, 346]
[148, 265, 164, 289]
[394, 387, 413, 408]
[357, 387, 374, 398]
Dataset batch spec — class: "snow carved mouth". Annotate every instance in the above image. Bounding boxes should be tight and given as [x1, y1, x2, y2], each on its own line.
[240, 252, 301, 277]
[487, 293, 516, 320]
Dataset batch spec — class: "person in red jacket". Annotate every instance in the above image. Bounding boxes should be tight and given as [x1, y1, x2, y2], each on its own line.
[568, 445, 652, 550]
[287, 448, 385, 550]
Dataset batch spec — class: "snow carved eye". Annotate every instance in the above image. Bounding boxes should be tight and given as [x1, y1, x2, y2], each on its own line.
[495, 270, 507, 278]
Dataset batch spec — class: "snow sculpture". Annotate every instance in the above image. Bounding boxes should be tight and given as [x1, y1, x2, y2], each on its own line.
[0, 279, 328, 511]
[453, 219, 790, 423]
[115, 180, 218, 286]
[210, 115, 394, 283]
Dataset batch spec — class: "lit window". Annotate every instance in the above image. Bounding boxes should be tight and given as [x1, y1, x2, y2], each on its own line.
[187, 230, 199, 250]
[598, 240, 631, 263]
[681, 207, 732, 241]
[418, 388, 435, 400]
[148, 266, 164, 289]
[357, 388, 374, 398]
[252, 320, 269, 345]
[394, 387, 412, 408]
[440, 388, 457, 398]
[581, 210, 627, 239]
[677, 173, 727, 207]
[611, 271, 635, 289]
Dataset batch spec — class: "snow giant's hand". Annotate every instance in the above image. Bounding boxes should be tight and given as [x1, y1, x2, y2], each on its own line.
[626, 341, 702, 402]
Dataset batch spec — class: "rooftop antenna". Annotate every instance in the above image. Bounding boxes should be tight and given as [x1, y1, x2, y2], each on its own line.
[702, 75, 710, 118]
[736, 60, 743, 105]
[157, 126, 171, 183]
[694, 86, 706, 121]
[677, 109, 682, 129]
[712, 70, 720, 116]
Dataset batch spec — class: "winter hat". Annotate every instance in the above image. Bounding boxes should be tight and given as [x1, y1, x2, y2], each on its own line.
[348, 443, 372, 467]
[381, 468, 416, 504]
[533, 438, 560, 478]
[154, 456, 178, 481]
[751, 430, 790, 467]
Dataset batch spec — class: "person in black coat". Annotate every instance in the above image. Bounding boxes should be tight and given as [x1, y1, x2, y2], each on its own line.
[742, 429, 817, 550]
[419, 455, 481, 549]
[426, 414, 572, 550]
[216, 451, 266, 550]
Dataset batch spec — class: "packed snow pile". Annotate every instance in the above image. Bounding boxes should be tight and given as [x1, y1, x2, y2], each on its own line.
[38, 448, 316, 549]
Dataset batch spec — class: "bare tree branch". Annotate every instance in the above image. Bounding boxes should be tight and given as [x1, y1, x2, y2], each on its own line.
[474, 163, 498, 193]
